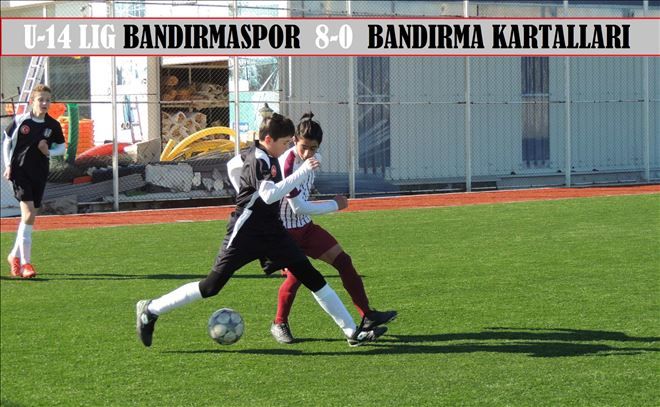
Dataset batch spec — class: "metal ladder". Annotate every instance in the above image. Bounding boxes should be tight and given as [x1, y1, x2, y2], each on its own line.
[121, 95, 143, 143]
[17, 56, 48, 114]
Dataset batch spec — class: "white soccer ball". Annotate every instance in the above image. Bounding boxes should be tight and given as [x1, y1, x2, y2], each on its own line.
[207, 308, 244, 345]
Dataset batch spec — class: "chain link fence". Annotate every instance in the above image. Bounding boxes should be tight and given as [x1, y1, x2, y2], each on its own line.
[1, 0, 658, 215]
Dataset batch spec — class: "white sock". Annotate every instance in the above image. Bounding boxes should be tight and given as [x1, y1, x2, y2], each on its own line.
[19, 224, 33, 264]
[10, 222, 24, 259]
[312, 284, 357, 338]
[147, 281, 203, 316]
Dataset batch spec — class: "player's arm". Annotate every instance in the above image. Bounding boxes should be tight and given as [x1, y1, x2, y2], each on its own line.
[48, 121, 66, 157]
[258, 158, 319, 205]
[2, 130, 11, 168]
[2, 123, 16, 177]
[48, 142, 65, 157]
[227, 154, 243, 193]
[286, 194, 340, 216]
[37, 140, 65, 157]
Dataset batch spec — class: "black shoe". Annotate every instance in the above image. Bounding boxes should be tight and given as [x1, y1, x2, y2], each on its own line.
[347, 325, 387, 347]
[362, 309, 398, 331]
[136, 299, 158, 347]
[270, 322, 295, 344]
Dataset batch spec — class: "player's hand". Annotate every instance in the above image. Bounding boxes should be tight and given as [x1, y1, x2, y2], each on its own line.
[333, 194, 348, 210]
[2, 167, 10, 180]
[37, 139, 50, 157]
[306, 157, 320, 171]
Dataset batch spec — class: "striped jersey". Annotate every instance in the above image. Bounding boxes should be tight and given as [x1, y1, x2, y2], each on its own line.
[279, 147, 315, 229]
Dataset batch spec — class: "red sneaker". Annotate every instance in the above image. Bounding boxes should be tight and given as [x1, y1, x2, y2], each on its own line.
[21, 263, 37, 279]
[8, 256, 21, 277]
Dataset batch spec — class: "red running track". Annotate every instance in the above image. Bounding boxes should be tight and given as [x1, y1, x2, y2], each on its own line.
[1, 185, 658, 233]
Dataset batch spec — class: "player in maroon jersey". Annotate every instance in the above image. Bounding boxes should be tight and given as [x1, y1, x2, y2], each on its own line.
[266, 112, 397, 344]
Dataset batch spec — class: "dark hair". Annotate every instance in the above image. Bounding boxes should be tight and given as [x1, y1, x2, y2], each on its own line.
[296, 112, 323, 144]
[258, 112, 295, 141]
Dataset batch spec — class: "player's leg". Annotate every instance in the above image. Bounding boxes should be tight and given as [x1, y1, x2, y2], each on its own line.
[287, 259, 357, 337]
[7, 178, 32, 277]
[268, 227, 308, 342]
[136, 231, 255, 347]
[267, 232, 385, 345]
[264, 231, 354, 334]
[17, 199, 38, 278]
[270, 269, 302, 343]
[291, 263, 387, 347]
[318, 243, 370, 317]
[18, 178, 45, 278]
[313, 224, 397, 330]
[307, 223, 372, 317]
[275, 270, 302, 324]
[7, 222, 23, 277]
[270, 224, 336, 343]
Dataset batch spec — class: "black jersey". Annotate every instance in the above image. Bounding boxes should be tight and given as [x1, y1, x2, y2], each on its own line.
[224, 141, 315, 250]
[4, 113, 65, 180]
[234, 142, 283, 224]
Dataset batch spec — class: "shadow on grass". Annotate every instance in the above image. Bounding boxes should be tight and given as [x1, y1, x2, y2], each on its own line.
[165, 327, 660, 358]
[383, 327, 660, 344]
[0, 273, 342, 281]
[0, 398, 28, 407]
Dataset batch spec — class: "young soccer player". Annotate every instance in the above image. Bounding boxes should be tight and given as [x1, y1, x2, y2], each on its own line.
[136, 113, 386, 347]
[266, 112, 397, 343]
[2, 84, 65, 278]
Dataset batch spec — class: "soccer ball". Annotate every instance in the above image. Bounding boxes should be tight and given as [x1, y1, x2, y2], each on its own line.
[207, 308, 244, 345]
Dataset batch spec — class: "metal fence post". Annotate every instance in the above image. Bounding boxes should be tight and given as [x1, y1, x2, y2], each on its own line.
[109, 0, 119, 210]
[464, 0, 472, 192]
[347, 0, 357, 198]
[233, 56, 240, 156]
[233, 0, 241, 156]
[564, 0, 572, 187]
[643, 0, 650, 182]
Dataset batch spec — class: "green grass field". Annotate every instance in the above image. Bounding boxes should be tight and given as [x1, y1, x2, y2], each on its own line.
[1, 194, 658, 406]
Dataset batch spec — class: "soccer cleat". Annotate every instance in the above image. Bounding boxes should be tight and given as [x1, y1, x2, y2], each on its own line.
[136, 300, 158, 347]
[8, 256, 21, 277]
[20, 263, 37, 279]
[347, 325, 388, 347]
[362, 309, 398, 331]
[270, 322, 295, 344]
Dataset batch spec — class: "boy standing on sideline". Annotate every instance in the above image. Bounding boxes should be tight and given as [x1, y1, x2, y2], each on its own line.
[2, 84, 65, 278]
[136, 113, 386, 347]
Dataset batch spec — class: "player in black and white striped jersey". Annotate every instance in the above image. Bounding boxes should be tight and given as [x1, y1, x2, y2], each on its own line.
[268, 112, 397, 344]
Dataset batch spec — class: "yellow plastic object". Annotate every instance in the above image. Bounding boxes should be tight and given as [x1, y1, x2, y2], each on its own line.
[160, 139, 177, 161]
[162, 127, 236, 161]
[171, 140, 235, 160]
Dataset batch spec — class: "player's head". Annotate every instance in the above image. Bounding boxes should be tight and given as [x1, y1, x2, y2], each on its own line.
[259, 112, 295, 157]
[294, 112, 323, 161]
[30, 84, 52, 118]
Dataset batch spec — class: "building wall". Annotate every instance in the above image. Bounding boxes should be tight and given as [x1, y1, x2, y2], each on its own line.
[287, 55, 658, 182]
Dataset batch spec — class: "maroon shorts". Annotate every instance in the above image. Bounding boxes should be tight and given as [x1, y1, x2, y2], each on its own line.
[287, 222, 338, 259]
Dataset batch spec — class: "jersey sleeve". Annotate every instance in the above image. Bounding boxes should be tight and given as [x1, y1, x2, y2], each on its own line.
[2, 121, 17, 167]
[258, 159, 315, 205]
[3, 121, 16, 141]
[287, 194, 339, 216]
[281, 150, 300, 198]
[226, 154, 244, 193]
[255, 157, 275, 182]
[50, 120, 65, 145]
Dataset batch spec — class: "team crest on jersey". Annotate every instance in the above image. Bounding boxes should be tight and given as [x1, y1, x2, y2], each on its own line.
[20, 124, 30, 135]
[271, 165, 277, 177]
[43, 128, 52, 138]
